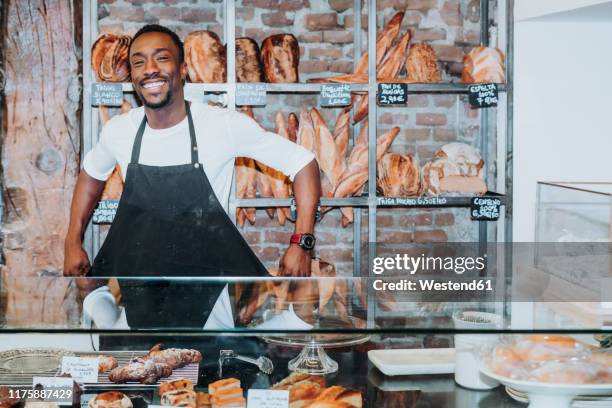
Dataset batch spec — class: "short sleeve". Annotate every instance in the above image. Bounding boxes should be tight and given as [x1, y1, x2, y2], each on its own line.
[228, 110, 315, 181]
[82, 123, 118, 181]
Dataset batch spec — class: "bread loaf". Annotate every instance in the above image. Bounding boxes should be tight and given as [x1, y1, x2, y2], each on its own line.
[91, 33, 131, 82]
[261, 34, 300, 83]
[184, 31, 227, 83]
[376, 153, 421, 197]
[235, 37, 264, 83]
[406, 44, 441, 83]
[462, 46, 505, 83]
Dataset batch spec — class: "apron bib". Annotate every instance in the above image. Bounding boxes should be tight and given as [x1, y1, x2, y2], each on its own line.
[91, 102, 268, 328]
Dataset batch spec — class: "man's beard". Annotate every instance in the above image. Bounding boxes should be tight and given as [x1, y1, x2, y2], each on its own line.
[139, 87, 173, 109]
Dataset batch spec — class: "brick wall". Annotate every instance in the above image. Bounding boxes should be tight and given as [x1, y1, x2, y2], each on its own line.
[96, 0, 500, 274]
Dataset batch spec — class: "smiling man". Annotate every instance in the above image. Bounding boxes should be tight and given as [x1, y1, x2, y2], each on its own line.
[64, 25, 321, 328]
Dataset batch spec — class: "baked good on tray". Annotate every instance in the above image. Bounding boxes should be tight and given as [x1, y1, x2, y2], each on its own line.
[88, 392, 132, 408]
[143, 344, 203, 370]
[159, 378, 195, 396]
[81, 355, 118, 373]
[108, 358, 172, 384]
[161, 390, 197, 408]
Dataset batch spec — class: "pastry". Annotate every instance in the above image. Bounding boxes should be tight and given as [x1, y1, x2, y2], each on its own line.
[143, 344, 202, 370]
[272, 373, 325, 389]
[196, 392, 211, 408]
[208, 378, 240, 396]
[88, 392, 132, 408]
[108, 358, 172, 384]
[161, 390, 197, 408]
[81, 354, 118, 373]
[210, 396, 245, 408]
[159, 378, 194, 396]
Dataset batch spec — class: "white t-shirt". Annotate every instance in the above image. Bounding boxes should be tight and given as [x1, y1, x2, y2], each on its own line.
[83, 101, 315, 213]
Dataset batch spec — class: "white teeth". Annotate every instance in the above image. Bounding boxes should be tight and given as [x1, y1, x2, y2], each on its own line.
[143, 81, 165, 89]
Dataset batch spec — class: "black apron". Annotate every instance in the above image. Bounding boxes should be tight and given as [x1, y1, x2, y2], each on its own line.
[91, 102, 268, 328]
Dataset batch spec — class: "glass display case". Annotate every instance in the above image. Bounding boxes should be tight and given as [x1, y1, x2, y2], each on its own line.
[536, 182, 612, 243]
[0, 276, 610, 408]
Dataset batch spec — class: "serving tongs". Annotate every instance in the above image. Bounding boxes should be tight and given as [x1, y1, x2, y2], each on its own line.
[218, 350, 274, 377]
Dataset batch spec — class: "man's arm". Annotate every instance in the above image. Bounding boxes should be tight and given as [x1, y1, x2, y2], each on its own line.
[64, 171, 106, 276]
[279, 159, 321, 277]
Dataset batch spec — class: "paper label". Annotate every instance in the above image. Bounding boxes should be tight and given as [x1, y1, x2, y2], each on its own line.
[61, 357, 99, 383]
[247, 389, 289, 408]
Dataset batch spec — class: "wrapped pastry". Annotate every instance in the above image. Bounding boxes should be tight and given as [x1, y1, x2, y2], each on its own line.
[184, 31, 227, 83]
[235, 38, 264, 83]
[462, 46, 506, 84]
[91, 33, 131, 82]
[261, 34, 300, 83]
[376, 152, 421, 197]
[406, 44, 441, 83]
[88, 392, 132, 408]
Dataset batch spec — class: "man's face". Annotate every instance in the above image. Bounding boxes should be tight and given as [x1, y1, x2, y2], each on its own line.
[129, 31, 187, 109]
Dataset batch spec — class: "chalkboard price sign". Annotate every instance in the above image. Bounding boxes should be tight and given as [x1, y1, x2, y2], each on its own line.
[470, 197, 501, 221]
[377, 83, 407, 106]
[91, 83, 123, 107]
[468, 83, 499, 108]
[236, 83, 267, 106]
[93, 200, 119, 224]
[320, 84, 351, 107]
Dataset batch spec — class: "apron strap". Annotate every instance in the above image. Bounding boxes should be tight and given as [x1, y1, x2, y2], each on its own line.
[185, 102, 199, 165]
[130, 101, 199, 165]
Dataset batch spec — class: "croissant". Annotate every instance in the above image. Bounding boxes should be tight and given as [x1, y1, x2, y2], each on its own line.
[91, 33, 131, 82]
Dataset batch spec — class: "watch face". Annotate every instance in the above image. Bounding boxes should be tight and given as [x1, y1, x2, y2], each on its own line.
[301, 235, 315, 250]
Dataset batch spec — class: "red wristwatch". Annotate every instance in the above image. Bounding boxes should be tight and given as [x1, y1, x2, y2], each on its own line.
[290, 233, 316, 250]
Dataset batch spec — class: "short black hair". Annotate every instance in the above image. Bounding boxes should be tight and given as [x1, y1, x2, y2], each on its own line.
[128, 24, 184, 66]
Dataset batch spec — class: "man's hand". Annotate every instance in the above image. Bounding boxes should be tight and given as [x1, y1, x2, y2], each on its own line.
[64, 242, 91, 277]
[279, 244, 312, 277]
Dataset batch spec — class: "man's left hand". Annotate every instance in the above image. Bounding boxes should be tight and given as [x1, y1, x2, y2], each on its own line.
[280, 244, 311, 277]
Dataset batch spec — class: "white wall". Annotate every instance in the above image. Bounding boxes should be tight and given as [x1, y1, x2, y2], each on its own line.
[515, 0, 611, 21]
[513, 20, 612, 241]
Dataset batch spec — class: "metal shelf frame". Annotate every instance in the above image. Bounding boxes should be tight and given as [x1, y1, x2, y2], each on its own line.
[82, 0, 514, 324]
